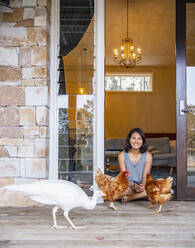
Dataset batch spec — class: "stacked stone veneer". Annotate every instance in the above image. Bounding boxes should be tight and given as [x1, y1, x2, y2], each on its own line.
[0, 0, 50, 206]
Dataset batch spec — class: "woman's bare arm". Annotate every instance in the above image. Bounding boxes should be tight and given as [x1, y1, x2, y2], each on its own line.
[142, 152, 152, 186]
[134, 152, 152, 193]
[118, 151, 126, 172]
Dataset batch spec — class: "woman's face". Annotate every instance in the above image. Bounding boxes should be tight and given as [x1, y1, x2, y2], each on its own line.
[129, 132, 143, 150]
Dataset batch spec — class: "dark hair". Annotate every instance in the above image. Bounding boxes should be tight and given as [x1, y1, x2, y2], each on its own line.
[124, 127, 147, 153]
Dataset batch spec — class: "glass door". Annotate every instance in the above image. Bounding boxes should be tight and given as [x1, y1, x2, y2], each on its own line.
[186, 3, 195, 188]
[57, 0, 95, 191]
[177, 0, 195, 199]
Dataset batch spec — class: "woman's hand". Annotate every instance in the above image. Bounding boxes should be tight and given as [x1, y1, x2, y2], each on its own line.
[133, 183, 144, 193]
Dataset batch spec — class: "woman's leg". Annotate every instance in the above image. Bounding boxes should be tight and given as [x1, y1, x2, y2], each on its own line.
[124, 190, 147, 202]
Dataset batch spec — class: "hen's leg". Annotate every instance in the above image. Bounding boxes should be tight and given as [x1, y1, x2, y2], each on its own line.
[148, 203, 154, 209]
[121, 196, 128, 204]
[64, 211, 86, 230]
[109, 202, 118, 210]
[156, 204, 162, 213]
[51, 206, 67, 229]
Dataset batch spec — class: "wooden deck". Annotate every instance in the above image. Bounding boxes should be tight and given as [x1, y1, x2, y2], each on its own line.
[0, 201, 195, 248]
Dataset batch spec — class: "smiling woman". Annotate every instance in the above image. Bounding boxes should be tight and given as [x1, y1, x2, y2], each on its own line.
[118, 127, 152, 202]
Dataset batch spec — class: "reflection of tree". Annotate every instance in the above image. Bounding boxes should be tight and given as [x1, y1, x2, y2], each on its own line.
[77, 99, 93, 139]
[58, 108, 76, 173]
[105, 76, 151, 91]
[76, 99, 93, 170]
[59, 109, 68, 134]
[187, 105, 195, 152]
[77, 100, 93, 120]
[124, 77, 135, 90]
[105, 77, 119, 90]
[58, 100, 94, 173]
[143, 77, 150, 90]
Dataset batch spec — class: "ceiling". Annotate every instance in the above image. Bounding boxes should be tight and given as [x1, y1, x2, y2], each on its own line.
[59, 0, 195, 70]
[106, 0, 176, 66]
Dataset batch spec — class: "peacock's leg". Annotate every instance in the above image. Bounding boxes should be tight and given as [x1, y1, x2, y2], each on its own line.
[64, 211, 86, 230]
[109, 202, 118, 210]
[51, 206, 67, 229]
[156, 204, 162, 213]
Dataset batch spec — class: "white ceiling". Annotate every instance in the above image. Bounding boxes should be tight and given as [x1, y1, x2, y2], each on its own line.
[105, 0, 176, 66]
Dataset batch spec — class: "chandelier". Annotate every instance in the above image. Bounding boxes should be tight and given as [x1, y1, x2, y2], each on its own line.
[113, 0, 142, 68]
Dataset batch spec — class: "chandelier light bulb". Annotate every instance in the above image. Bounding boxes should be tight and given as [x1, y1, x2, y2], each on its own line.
[114, 49, 118, 56]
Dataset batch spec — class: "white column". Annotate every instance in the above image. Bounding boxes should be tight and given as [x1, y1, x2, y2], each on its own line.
[49, 0, 60, 179]
[94, 0, 105, 197]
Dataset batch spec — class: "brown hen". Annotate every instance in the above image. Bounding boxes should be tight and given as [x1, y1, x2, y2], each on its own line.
[145, 174, 173, 213]
[95, 168, 132, 210]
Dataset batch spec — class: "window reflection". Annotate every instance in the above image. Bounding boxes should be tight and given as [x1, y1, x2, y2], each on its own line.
[58, 97, 94, 186]
[187, 67, 195, 186]
[186, 3, 195, 186]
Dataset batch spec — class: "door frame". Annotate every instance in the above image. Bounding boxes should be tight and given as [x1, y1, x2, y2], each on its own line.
[49, 0, 60, 179]
[94, 0, 105, 177]
[176, 0, 195, 200]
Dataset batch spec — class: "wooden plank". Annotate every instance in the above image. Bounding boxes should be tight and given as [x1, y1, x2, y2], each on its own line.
[0, 202, 195, 248]
[0, 240, 195, 248]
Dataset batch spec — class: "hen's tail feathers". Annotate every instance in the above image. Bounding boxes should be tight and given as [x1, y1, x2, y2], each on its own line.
[95, 168, 102, 176]
[167, 176, 173, 182]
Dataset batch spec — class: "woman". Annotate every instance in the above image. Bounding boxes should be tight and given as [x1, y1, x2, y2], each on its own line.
[118, 128, 152, 201]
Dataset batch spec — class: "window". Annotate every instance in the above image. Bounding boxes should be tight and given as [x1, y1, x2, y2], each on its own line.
[56, 0, 96, 188]
[105, 74, 153, 92]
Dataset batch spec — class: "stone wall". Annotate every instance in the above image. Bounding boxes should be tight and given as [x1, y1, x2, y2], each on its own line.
[0, 0, 50, 206]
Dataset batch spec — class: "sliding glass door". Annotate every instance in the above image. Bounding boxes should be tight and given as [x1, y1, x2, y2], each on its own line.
[177, 0, 195, 199]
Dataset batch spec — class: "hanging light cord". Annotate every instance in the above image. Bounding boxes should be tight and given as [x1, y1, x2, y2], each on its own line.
[126, 0, 129, 38]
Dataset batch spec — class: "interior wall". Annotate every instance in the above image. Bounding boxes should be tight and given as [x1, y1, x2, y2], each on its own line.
[105, 0, 175, 67]
[105, 66, 176, 139]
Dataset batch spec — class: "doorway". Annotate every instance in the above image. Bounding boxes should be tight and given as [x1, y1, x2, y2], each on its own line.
[51, 0, 195, 200]
[104, 0, 177, 196]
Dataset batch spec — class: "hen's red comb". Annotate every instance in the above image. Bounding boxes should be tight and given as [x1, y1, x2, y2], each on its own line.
[124, 170, 129, 176]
